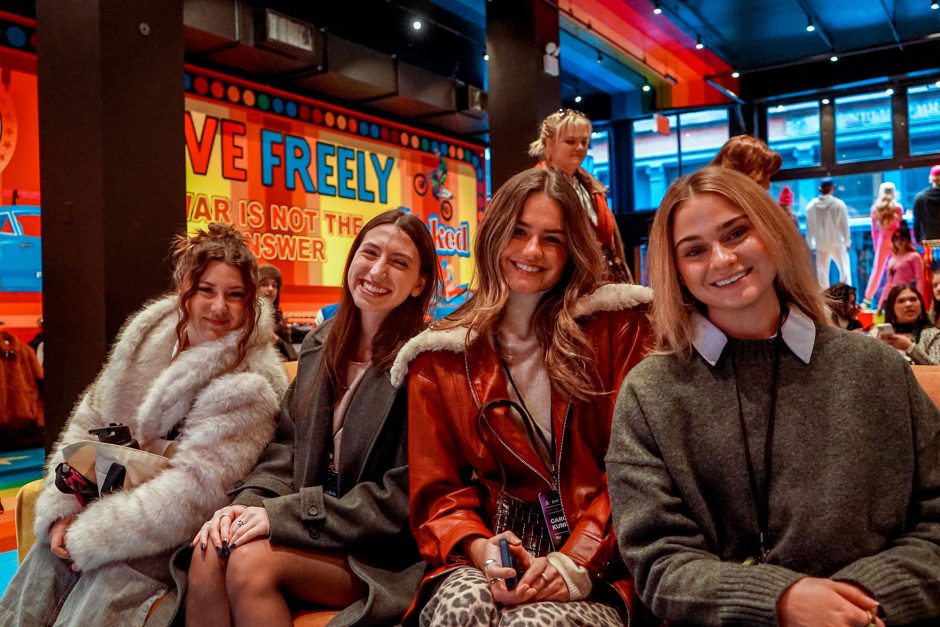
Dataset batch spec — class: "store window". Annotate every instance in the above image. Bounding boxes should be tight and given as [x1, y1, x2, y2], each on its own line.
[835, 91, 893, 163]
[585, 129, 612, 209]
[767, 101, 821, 169]
[908, 82, 940, 157]
[632, 108, 729, 211]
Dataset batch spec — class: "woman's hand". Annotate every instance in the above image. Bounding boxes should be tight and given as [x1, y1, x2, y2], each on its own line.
[226, 506, 270, 549]
[517, 557, 569, 602]
[467, 531, 567, 606]
[881, 333, 913, 352]
[191, 504, 248, 551]
[48, 515, 76, 561]
[777, 577, 884, 627]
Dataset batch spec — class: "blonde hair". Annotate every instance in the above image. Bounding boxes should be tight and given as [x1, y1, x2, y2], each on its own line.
[873, 181, 900, 228]
[648, 166, 826, 355]
[528, 109, 592, 162]
[710, 135, 782, 186]
[437, 168, 605, 402]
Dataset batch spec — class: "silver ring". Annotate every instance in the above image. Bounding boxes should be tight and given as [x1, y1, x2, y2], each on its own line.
[482, 559, 497, 570]
[235, 519, 245, 527]
[203, 521, 211, 526]
[488, 577, 499, 585]
[866, 609, 876, 627]
[540, 573, 550, 584]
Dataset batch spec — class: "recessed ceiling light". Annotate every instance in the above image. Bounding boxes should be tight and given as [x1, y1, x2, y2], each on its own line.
[574, 95, 582, 103]
[653, 1, 662, 15]
[731, 71, 740, 78]
[643, 83, 652, 92]
[412, 20, 422, 30]
[483, 52, 489, 61]
[886, 87, 895, 95]
[830, 54, 839, 62]
[822, 98, 830, 105]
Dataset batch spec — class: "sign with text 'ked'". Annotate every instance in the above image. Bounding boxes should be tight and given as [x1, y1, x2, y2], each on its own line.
[184, 69, 486, 313]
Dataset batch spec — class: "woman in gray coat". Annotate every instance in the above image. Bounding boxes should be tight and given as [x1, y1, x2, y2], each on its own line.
[186, 210, 441, 627]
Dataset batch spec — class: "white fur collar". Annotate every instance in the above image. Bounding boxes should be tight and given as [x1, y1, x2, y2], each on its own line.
[389, 283, 651, 387]
[103, 294, 278, 442]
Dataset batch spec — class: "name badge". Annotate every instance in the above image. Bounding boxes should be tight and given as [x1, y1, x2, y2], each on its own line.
[538, 490, 570, 550]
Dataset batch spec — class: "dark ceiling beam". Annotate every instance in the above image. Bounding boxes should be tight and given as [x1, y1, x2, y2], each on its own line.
[877, 0, 903, 48]
[792, 0, 834, 51]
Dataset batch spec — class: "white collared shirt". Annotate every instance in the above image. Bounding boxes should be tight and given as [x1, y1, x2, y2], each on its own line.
[690, 305, 816, 367]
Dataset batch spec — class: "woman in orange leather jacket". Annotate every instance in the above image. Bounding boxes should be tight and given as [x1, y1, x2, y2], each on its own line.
[392, 168, 654, 626]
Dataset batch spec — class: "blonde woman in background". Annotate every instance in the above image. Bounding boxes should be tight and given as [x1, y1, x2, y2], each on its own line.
[530, 109, 631, 282]
[864, 181, 904, 306]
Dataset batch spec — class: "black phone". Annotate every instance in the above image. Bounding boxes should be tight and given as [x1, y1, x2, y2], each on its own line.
[498, 538, 517, 590]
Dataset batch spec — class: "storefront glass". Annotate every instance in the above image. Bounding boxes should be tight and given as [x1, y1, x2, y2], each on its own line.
[835, 91, 893, 163]
[767, 101, 821, 169]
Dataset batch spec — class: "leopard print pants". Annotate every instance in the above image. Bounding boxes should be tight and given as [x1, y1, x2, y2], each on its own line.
[419, 566, 623, 626]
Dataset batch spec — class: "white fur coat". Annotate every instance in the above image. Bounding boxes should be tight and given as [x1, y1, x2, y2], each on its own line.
[33, 294, 288, 572]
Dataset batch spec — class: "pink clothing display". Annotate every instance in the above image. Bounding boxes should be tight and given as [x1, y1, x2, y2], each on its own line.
[878, 249, 925, 310]
[864, 205, 903, 302]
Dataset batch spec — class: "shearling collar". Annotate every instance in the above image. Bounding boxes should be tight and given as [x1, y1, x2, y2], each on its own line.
[106, 293, 278, 442]
[389, 283, 651, 387]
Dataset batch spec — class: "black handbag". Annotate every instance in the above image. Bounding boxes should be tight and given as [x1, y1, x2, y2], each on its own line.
[476, 398, 555, 558]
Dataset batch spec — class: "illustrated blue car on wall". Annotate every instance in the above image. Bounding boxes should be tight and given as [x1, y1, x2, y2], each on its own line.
[0, 205, 42, 292]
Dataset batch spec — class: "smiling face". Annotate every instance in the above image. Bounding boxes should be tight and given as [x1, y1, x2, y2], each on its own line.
[893, 287, 923, 325]
[185, 260, 249, 347]
[499, 192, 570, 295]
[546, 127, 590, 176]
[932, 273, 940, 302]
[673, 192, 780, 336]
[346, 223, 426, 327]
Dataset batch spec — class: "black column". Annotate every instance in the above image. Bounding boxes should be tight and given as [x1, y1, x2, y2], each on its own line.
[486, 0, 561, 190]
[37, 0, 184, 451]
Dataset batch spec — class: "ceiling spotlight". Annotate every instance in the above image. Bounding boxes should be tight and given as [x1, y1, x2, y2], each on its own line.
[776, 104, 785, 112]
[935, 80, 940, 88]
[731, 71, 740, 78]
[822, 98, 830, 105]
[483, 51, 489, 61]
[695, 34, 704, 49]
[886, 87, 895, 95]
[642, 83, 652, 92]
[653, 0, 663, 14]
[574, 94, 582, 103]
[933, 1, 939, 9]
[412, 20, 422, 30]
[806, 19, 815, 32]
[596, 50, 603, 63]
[830, 54, 839, 62]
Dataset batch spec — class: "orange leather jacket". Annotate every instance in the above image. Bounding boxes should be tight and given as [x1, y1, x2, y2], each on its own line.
[397, 285, 654, 619]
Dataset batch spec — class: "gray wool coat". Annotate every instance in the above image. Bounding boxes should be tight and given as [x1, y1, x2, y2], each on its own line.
[229, 319, 425, 626]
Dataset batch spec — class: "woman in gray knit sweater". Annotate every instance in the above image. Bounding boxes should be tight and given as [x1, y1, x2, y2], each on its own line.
[607, 166, 940, 627]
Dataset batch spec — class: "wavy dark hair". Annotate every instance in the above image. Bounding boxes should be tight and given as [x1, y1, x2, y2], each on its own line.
[172, 222, 259, 368]
[322, 210, 442, 392]
[884, 284, 930, 330]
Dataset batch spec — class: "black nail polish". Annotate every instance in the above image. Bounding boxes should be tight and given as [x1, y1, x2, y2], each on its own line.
[230, 543, 237, 550]
[215, 546, 223, 557]
[200, 543, 206, 551]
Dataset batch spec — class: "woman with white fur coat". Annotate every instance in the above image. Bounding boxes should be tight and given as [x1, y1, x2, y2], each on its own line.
[0, 223, 287, 626]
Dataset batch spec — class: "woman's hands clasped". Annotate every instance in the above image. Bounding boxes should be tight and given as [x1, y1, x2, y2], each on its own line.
[470, 531, 570, 606]
[777, 577, 884, 627]
[191, 505, 270, 553]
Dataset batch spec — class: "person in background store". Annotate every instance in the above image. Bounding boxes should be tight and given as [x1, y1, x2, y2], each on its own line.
[0, 223, 287, 626]
[608, 165, 940, 627]
[823, 282, 863, 331]
[258, 264, 298, 361]
[913, 164, 940, 243]
[28, 316, 43, 366]
[777, 186, 798, 225]
[710, 134, 782, 191]
[931, 272, 940, 323]
[805, 177, 851, 288]
[529, 109, 632, 283]
[864, 182, 904, 308]
[187, 210, 441, 627]
[877, 221, 924, 313]
[876, 284, 940, 364]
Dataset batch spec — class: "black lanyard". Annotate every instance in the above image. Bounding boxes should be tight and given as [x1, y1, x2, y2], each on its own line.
[730, 332, 783, 564]
[500, 359, 555, 477]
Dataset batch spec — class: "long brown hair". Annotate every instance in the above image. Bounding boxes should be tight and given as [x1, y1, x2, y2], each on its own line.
[648, 166, 827, 355]
[437, 168, 605, 402]
[322, 210, 441, 392]
[172, 222, 259, 367]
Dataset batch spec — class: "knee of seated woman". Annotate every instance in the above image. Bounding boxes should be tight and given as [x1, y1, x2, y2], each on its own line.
[224, 540, 279, 594]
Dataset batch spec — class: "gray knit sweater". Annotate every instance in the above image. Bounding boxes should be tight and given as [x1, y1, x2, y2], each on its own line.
[607, 324, 940, 625]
